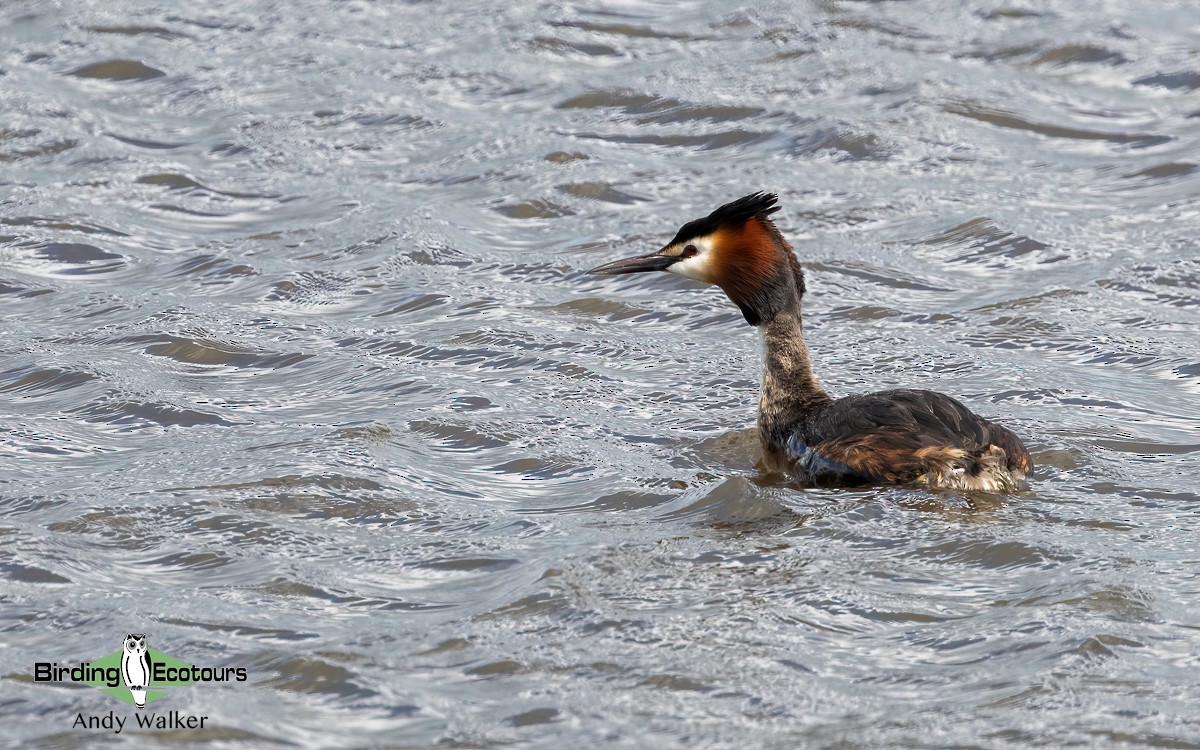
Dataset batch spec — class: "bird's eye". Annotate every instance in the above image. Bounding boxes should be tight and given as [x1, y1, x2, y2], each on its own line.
[682, 244, 698, 258]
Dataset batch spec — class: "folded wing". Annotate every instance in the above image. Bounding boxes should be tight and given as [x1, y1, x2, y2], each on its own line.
[790, 389, 1031, 489]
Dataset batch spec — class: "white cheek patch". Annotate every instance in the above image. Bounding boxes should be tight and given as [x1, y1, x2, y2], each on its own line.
[666, 236, 716, 284]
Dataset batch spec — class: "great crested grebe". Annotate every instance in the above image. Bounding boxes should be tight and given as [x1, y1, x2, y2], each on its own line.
[588, 192, 1031, 491]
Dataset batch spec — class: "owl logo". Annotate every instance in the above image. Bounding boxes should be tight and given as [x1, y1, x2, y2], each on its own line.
[119, 634, 152, 709]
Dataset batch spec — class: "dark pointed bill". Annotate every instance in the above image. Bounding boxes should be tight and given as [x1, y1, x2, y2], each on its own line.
[587, 252, 676, 276]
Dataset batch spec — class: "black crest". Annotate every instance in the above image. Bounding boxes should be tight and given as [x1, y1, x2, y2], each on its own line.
[666, 191, 780, 247]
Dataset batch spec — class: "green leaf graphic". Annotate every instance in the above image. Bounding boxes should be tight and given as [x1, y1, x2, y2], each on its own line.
[80, 647, 197, 705]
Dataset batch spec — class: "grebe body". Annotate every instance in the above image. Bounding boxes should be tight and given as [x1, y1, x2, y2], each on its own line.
[589, 192, 1031, 491]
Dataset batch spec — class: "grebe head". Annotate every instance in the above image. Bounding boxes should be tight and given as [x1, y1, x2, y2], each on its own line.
[588, 191, 804, 326]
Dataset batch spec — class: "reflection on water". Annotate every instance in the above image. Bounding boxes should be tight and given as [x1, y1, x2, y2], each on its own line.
[3, 0, 1199, 747]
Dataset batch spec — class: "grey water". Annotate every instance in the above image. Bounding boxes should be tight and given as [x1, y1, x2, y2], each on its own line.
[2, 0, 1199, 747]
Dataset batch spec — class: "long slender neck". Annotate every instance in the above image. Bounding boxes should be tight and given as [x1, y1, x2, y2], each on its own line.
[757, 305, 831, 450]
[714, 215, 831, 449]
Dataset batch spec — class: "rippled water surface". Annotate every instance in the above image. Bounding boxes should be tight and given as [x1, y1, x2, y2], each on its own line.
[3, 0, 1199, 747]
